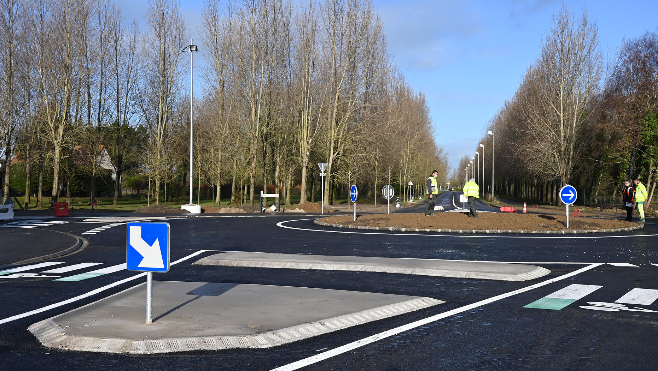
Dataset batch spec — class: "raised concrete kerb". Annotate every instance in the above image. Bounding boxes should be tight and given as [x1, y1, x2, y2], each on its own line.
[195, 252, 551, 282]
[314, 219, 645, 234]
[28, 281, 443, 354]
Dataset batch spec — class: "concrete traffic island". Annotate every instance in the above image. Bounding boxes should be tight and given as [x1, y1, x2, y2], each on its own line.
[315, 213, 644, 234]
[195, 252, 551, 281]
[28, 281, 442, 354]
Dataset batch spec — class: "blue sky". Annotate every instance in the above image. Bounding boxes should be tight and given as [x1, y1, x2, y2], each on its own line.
[116, 0, 658, 172]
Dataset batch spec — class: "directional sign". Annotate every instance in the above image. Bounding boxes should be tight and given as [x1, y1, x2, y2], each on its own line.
[559, 185, 577, 205]
[127, 222, 170, 272]
[350, 185, 358, 203]
[382, 185, 394, 200]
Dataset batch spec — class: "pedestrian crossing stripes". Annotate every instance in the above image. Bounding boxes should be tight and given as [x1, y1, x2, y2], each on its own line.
[81, 223, 125, 235]
[525, 284, 658, 312]
[524, 284, 602, 310]
[0, 261, 126, 281]
[54, 263, 127, 281]
[0, 220, 69, 228]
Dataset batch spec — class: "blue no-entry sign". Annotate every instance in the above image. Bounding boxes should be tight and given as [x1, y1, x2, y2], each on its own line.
[350, 185, 358, 203]
[127, 222, 170, 272]
[559, 185, 577, 205]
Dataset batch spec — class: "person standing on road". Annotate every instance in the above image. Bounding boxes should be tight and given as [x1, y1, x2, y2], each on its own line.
[634, 178, 648, 223]
[463, 178, 479, 218]
[622, 180, 635, 222]
[425, 170, 439, 216]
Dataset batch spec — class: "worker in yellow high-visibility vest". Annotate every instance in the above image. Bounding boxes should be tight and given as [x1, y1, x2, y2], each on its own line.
[425, 170, 439, 216]
[463, 178, 480, 218]
[634, 178, 648, 223]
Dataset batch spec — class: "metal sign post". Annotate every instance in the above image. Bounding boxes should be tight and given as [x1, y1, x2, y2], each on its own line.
[318, 163, 328, 214]
[127, 222, 170, 324]
[559, 185, 577, 228]
[350, 185, 358, 221]
[382, 185, 394, 214]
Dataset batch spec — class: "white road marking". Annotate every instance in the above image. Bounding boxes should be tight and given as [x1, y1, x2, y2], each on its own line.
[0, 273, 60, 279]
[271, 263, 603, 371]
[544, 284, 602, 300]
[608, 263, 639, 267]
[277, 219, 657, 239]
[580, 302, 658, 313]
[0, 250, 213, 325]
[0, 262, 64, 275]
[615, 288, 658, 306]
[41, 263, 103, 274]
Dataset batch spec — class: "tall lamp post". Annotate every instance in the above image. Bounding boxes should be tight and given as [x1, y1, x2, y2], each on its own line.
[475, 151, 480, 188]
[488, 130, 495, 202]
[182, 41, 199, 213]
[464, 168, 467, 184]
[479, 144, 484, 198]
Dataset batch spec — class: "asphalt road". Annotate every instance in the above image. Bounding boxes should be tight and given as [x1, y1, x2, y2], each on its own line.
[1, 196, 657, 370]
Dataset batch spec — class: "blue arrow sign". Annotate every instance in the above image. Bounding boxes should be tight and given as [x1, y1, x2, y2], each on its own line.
[127, 222, 170, 272]
[559, 185, 577, 205]
[350, 185, 358, 203]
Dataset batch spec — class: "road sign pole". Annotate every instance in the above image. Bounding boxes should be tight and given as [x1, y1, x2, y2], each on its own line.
[146, 272, 153, 324]
[354, 201, 356, 221]
[566, 204, 569, 229]
[388, 197, 390, 214]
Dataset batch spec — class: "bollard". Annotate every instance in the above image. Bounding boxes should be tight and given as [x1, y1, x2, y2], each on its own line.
[523, 202, 527, 213]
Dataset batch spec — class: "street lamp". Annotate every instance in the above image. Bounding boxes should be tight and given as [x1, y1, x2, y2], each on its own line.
[464, 168, 467, 184]
[487, 131, 495, 202]
[182, 40, 199, 213]
[475, 151, 480, 188]
[471, 158, 474, 179]
[479, 144, 484, 198]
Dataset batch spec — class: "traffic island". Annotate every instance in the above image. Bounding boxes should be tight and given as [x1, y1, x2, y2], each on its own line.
[195, 252, 550, 281]
[315, 213, 644, 234]
[28, 281, 442, 354]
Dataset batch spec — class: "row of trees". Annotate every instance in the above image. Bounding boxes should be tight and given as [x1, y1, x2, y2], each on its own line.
[0, 0, 447, 207]
[464, 7, 656, 210]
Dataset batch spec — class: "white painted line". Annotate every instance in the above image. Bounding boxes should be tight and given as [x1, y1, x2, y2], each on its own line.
[615, 288, 658, 306]
[271, 263, 603, 371]
[85, 263, 127, 274]
[545, 284, 602, 300]
[277, 219, 657, 239]
[0, 262, 65, 274]
[41, 263, 103, 274]
[608, 263, 639, 267]
[0, 250, 213, 326]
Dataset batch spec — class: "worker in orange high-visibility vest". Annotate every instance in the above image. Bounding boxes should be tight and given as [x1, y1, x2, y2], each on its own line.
[463, 178, 480, 218]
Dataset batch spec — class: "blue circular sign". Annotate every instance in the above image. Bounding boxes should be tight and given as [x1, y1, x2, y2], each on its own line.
[350, 185, 358, 203]
[559, 184, 577, 205]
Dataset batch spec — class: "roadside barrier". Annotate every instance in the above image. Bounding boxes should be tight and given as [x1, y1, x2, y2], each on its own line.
[54, 202, 69, 217]
[573, 209, 581, 218]
[523, 202, 527, 213]
[500, 207, 517, 213]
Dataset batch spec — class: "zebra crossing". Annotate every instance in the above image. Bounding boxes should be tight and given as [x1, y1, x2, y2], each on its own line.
[0, 261, 127, 281]
[0, 220, 69, 228]
[524, 284, 658, 313]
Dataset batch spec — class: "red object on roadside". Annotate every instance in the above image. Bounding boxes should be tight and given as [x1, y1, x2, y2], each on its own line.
[500, 207, 517, 212]
[523, 202, 527, 213]
[533, 205, 539, 209]
[54, 202, 69, 217]
[573, 209, 580, 218]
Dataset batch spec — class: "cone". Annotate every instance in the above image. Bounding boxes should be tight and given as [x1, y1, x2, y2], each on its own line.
[523, 202, 527, 213]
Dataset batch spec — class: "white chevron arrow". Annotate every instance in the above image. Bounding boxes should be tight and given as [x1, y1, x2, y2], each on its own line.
[129, 226, 164, 268]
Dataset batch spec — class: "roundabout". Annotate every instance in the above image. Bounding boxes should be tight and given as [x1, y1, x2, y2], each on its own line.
[315, 211, 644, 234]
